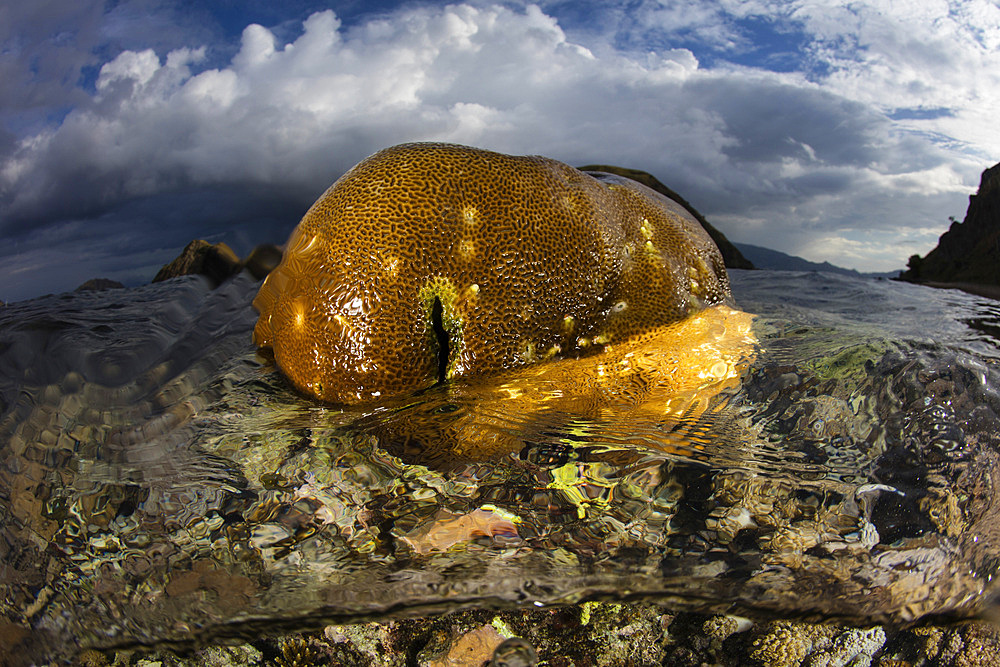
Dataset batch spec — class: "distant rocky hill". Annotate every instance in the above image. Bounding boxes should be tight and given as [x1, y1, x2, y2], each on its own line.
[899, 162, 1000, 285]
[733, 243, 868, 276]
[578, 164, 754, 270]
[731, 243, 899, 277]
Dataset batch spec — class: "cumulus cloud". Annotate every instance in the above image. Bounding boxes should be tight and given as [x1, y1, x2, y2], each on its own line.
[0, 4, 705, 230]
[1, 0, 997, 301]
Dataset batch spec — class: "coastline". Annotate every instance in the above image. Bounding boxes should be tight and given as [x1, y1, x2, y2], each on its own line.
[919, 281, 1000, 302]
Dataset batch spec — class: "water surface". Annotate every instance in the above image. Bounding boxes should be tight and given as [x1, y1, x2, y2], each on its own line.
[2, 269, 1000, 663]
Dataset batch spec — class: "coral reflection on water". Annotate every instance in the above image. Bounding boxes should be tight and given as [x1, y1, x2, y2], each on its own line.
[2, 271, 1000, 663]
[349, 303, 755, 470]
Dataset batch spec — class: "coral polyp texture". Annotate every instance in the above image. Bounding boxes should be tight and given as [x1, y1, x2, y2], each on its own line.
[253, 142, 731, 404]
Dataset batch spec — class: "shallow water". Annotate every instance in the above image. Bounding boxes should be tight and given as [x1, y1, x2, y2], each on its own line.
[2, 269, 1000, 663]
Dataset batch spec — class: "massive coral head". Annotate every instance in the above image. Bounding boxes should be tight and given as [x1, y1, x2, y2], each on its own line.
[253, 142, 730, 404]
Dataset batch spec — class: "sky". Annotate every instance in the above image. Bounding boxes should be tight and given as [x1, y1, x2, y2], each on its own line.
[1, 0, 998, 303]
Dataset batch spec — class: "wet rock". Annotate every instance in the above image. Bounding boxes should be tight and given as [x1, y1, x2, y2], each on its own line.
[151, 240, 283, 288]
[152, 239, 241, 286]
[75, 278, 124, 292]
[242, 243, 283, 280]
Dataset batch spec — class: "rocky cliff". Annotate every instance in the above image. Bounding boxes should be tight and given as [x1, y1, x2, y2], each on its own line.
[577, 164, 755, 270]
[899, 162, 1000, 285]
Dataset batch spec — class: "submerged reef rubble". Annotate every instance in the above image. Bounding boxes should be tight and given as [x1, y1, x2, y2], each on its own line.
[65, 603, 1000, 667]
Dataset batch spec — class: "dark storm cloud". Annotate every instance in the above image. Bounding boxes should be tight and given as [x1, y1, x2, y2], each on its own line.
[686, 78, 882, 166]
[0, 184, 305, 303]
[0, 1, 104, 118]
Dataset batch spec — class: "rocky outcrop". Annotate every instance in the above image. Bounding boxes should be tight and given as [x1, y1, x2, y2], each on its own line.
[577, 164, 755, 270]
[75, 278, 124, 292]
[152, 240, 284, 287]
[153, 240, 242, 286]
[899, 162, 1000, 285]
[242, 243, 283, 280]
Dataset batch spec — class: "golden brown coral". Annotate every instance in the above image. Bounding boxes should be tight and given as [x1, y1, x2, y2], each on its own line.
[253, 142, 730, 404]
[353, 303, 755, 468]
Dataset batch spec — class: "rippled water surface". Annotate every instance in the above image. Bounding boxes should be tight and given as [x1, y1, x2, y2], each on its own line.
[3, 270, 1000, 663]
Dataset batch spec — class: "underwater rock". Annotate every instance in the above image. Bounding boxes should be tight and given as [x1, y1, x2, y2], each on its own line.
[420, 623, 505, 666]
[401, 507, 521, 554]
[490, 637, 538, 667]
[66, 607, 1000, 667]
[253, 142, 732, 404]
[153, 239, 241, 286]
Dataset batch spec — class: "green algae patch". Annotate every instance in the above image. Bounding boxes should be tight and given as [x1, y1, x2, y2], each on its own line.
[802, 339, 897, 387]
